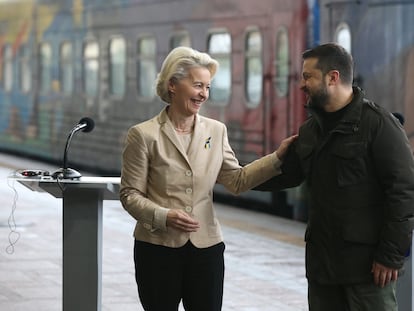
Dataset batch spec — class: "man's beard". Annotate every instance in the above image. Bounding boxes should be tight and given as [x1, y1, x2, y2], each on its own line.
[306, 86, 329, 109]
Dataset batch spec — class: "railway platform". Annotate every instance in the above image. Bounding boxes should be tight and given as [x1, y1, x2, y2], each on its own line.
[0, 153, 307, 311]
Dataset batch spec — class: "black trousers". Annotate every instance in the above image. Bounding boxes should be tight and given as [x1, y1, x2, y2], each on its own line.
[134, 240, 225, 311]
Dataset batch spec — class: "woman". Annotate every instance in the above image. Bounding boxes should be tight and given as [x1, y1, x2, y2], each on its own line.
[120, 46, 296, 311]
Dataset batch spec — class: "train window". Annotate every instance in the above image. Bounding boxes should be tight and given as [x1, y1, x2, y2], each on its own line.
[208, 32, 231, 106]
[245, 30, 263, 108]
[2, 45, 13, 92]
[18, 46, 31, 93]
[109, 37, 126, 97]
[170, 32, 191, 49]
[275, 27, 289, 98]
[83, 41, 99, 97]
[335, 23, 351, 54]
[60, 42, 73, 95]
[39, 43, 52, 94]
[136, 37, 156, 99]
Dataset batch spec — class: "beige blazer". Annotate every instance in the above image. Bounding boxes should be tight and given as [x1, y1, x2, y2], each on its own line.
[120, 108, 282, 248]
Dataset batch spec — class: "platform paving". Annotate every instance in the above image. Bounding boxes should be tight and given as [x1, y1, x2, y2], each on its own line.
[0, 153, 307, 311]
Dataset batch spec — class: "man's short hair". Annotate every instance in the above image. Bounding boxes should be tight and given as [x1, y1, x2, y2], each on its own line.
[302, 43, 354, 85]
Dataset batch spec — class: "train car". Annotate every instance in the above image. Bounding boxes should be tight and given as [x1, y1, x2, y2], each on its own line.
[0, 0, 315, 220]
[318, 0, 414, 140]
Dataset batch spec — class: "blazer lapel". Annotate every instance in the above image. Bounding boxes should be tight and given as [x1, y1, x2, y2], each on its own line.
[187, 115, 211, 165]
[188, 115, 206, 160]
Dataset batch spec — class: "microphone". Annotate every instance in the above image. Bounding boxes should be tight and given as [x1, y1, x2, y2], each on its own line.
[52, 117, 95, 179]
[71, 117, 95, 134]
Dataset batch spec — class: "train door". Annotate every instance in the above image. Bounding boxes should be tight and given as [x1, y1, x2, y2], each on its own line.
[264, 26, 294, 217]
[270, 26, 291, 151]
[0, 45, 14, 137]
[244, 28, 266, 161]
[36, 39, 78, 160]
[56, 40, 75, 150]
[35, 41, 55, 145]
[1, 44, 35, 150]
[268, 20, 309, 220]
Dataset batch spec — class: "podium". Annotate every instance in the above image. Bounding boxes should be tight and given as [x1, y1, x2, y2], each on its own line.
[15, 176, 120, 311]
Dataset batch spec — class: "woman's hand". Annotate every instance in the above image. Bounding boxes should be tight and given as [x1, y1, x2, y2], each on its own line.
[275, 134, 298, 160]
[166, 209, 200, 232]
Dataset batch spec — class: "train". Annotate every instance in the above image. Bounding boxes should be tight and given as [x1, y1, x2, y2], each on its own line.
[319, 0, 414, 141]
[0, 0, 413, 221]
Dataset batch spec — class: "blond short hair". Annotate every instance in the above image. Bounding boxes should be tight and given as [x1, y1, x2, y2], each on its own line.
[155, 46, 219, 103]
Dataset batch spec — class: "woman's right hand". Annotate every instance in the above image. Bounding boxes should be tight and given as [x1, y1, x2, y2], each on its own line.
[275, 134, 298, 160]
[166, 209, 200, 232]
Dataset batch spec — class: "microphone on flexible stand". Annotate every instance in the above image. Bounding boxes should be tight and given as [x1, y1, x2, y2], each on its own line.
[52, 117, 95, 179]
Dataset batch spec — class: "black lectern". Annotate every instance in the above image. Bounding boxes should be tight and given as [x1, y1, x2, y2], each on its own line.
[15, 176, 120, 311]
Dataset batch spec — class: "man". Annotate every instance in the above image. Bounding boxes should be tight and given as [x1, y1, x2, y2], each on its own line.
[257, 43, 414, 310]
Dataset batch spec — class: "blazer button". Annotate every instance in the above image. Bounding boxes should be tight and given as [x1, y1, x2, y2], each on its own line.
[143, 223, 151, 230]
[185, 206, 192, 213]
[185, 170, 192, 177]
[185, 188, 193, 194]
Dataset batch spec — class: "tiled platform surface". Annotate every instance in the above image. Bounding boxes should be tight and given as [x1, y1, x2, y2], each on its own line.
[0, 153, 307, 311]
